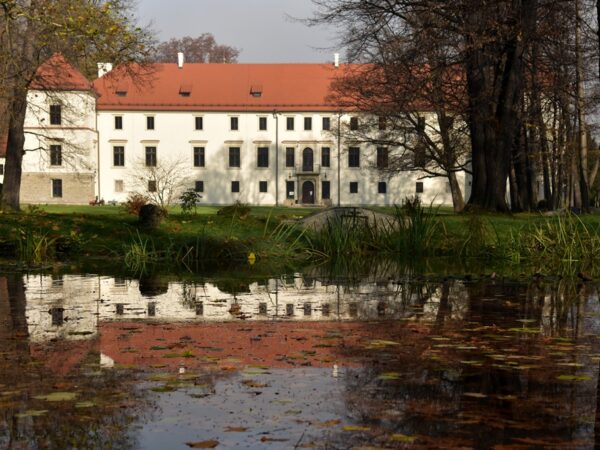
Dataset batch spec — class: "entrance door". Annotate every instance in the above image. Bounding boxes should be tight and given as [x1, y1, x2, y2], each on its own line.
[302, 148, 314, 172]
[302, 181, 315, 204]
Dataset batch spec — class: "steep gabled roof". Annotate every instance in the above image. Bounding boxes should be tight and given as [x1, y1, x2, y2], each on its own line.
[93, 63, 358, 112]
[29, 53, 94, 92]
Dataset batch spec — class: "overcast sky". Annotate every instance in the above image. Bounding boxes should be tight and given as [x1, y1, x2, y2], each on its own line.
[135, 0, 338, 63]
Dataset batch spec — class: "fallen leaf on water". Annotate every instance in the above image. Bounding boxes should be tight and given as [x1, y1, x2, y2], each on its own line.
[241, 380, 269, 388]
[556, 374, 591, 381]
[377, 372, 401, 380]
[15, 409, 48, 418]
[463, 392, 487, 398]
[75, 401, 95, 408]
[33, 392, 78, 402]
[225, 426, 247, 432]
[390, 433, 416, 443]
[343, 425, 371, 432]
[185, 440, 219, 448]
[313, 419, 341, 427]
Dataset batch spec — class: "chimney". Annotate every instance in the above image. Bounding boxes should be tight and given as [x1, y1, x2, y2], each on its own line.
[177, 52, 185, 69]
[334, 53, 340, 68]
[97, 62, 113, 78]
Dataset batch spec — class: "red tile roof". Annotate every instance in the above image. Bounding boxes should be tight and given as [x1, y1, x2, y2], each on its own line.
[93, 63, 357, 112]
[29, 53, 94, 92]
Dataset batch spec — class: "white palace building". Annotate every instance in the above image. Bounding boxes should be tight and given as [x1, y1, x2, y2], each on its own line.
[0, 53, 467, 206]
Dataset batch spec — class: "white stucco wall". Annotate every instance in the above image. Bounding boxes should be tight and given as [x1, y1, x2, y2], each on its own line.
[96, 110, 467, 207]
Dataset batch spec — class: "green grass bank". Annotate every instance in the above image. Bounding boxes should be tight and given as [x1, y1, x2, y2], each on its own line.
[2, 203, 600, 276]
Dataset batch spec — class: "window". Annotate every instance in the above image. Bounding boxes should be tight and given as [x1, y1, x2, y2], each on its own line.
[116, 304, 124, 315]
[0, 164, 4, 175]
[115, 179, 124, 193]
[148, 180, 157, 192]
[378, 181, 387, 194]
[259, 181, 268, 193]
[322, 181, 330, 200]
[50, 145, 62, 166]
[350, 116, 359, 130]
[259, 303, 267, 315]
[195, 302, 204, 316]
[145, 147, 157, 167]
[52, 179, 62, 198]
[303, 303, 312, 316]
[304, 117, 312, 130]
[377, 147, 388, 169]
[349, 181, 358, 194]
[257, 147, 269, 168]
[229, 147, 240, 167]
[416, 182, 424, 193]
[146, 116, 155, 130]
[193, 147, 205, 167]
[417, 116, 426, 133]
[50, 307, 64, 326]
[286, 180, 295, 199]
[378, 116, 387, 131]
[322, 303, 330, 316]
[195, 180, 204, 193]
[322, 117, 331, 131]
[286, 117, 294, 130]
[286, 304, 294, 316]
[230, 116, 239, 131]
[195, 116, 203, 130]
[231, 181, 240, 193]
[113, 146, 125, 167]
[259, 117, 267, 131]
[285, 147, 295, 168]
[321, 147, 330, 167]
[148, 302, 156, 317]
[49, 105, 61, 125]
[115, 116, 123, 130]
[348, 147, 360, 168]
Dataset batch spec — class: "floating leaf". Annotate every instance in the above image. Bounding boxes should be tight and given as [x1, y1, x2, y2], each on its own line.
[390, 434, 416, 443]
[463, 392, 487, 398]
[34, 392, 78, 402]
[557, 374, 591, 381]
[186, 441, 219, 448]
[313, 419, 340, 428]
[15, 409, 48, 418]
[378, 372, 401, 380]
[343, 425, 371, 431]
[224, 426, 248, 432]
[75, 401, 95, 408]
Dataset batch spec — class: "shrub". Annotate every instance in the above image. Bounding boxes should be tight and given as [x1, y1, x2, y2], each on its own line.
[179, 188, 202, 215]
[124, 193, 148, 215]
[217, 201, 251, 219]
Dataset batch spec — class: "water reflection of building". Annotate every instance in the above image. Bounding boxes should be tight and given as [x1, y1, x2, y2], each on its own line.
[21, 274, 470, 343]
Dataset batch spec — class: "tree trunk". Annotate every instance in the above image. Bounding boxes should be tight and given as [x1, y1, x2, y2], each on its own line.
[448, 172, 465, 212]
[576, 0, 590, 211]
[0, 94, 28, 211]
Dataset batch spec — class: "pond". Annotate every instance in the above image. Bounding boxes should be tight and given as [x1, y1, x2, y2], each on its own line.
[1, 268, 599, 449]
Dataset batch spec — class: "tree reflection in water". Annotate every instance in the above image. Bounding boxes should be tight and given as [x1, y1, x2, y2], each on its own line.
[0, 275, 150, 449]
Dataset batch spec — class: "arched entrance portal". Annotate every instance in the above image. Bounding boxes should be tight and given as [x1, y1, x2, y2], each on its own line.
[302, 148, 314, 172]
[302, 181, 315, 204]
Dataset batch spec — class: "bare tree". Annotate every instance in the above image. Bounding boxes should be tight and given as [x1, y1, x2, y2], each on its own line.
[152, 34, 239, 63]
[130, 157, 191, 208]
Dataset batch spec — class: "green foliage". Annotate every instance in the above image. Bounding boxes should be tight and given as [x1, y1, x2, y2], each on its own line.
[179, 189, 202, 215]
[389, 197, 442, 256]
[17, 229, 58, 266]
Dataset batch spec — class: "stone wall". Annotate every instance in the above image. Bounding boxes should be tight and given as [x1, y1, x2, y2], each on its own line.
[20, 172, 95, 205]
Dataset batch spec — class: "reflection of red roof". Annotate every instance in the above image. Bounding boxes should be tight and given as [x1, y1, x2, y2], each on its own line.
[29, 53, 94, 92]
[100, 321, 371, 370]
[93, 63, 358, 112]
[31, 338, 98, 376]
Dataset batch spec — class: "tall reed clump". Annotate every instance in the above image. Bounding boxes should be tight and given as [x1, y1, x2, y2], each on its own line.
[387, 197, 443, 256]
[309, 217, 378, 259]
[17, 229, 58, 265]
[123, 231, 159, 272]
[518, 212, 600, 264]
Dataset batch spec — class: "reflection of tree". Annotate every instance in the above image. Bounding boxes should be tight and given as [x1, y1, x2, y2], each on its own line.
[0, 275, 150, 449]
[315, 278, 600, 449]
